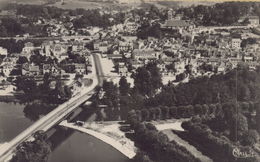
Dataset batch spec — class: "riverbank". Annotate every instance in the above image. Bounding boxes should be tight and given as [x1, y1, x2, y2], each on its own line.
[59, 120, 137, 159]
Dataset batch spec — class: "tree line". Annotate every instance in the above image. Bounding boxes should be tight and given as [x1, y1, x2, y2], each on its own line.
[147, 65, 260, 107]
[14, 73, 72, 104]
[126, 116, 201, 162]
[178, 2, 254, 26]
[181, 118, 258, 162]
[11, 131, 51, 162]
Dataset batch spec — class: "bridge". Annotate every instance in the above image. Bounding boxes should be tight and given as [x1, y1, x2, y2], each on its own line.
[0, 53, 104, 161]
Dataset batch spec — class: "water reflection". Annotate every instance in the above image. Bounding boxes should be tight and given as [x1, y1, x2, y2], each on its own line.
[0, 102, 33, 143]
[48, 128, 130, 162]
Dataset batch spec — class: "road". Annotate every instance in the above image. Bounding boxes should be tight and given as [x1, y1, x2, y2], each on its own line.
[93, 53, 105, 86]
[0, 54, 104, 161]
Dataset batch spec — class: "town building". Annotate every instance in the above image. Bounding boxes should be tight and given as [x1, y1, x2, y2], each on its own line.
[74, 64, 86, 74]
[248, 16, 259, 26]
[231, 38, 242, 49]
[0, 47, 7, 56]
[118, 62, 128, 76]
[132, 49, 160, 60]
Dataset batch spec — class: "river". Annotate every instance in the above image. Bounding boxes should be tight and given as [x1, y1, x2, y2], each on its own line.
[0, 102, 32, 143]
[0, 102, 131, 162]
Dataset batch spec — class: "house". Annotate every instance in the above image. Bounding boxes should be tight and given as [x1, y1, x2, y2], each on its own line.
[131, 60, 144, 69]
[1, 57, 18, 65]
[58, 53, 68, 61]
[217, 62, 226, 73]
[41, 41, 53, 56]
[163, 20, 194, 34]
[118, 63, 128, 76]
[87, 64, 92, 73]
[51, 44, 68, 57]
[0, 10, 16, 19]
[72, 42, 85, 52]
[124, 21, 139, 33]
[121, 36, 138, 43]
[22, 63, 41, 76]
[29, 65, 40, 76]
[43, 64, 52, 74]
[1, 64, 14, 76]
[22, 63, 29, 75]
[244, 56, 254, 62]
[93, 41, 109, 53]
[174, 60, 186, 73]
[0, 47, 7, 56]
[132, 49, 160, 60]
[231, 38, 241, 49]
[248, 62, 259, 71]
[248, 16, 259, 26]
[107, 54, 123, 60]
[22, 42, 35, 54]
[118, 42, 133, 52]
[74, 64, 86, 74]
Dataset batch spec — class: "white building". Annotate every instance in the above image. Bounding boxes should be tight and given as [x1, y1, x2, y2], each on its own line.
[0, 47, 7, 56]
[231, 38, 241, 49]
[248, 16, 259, 26]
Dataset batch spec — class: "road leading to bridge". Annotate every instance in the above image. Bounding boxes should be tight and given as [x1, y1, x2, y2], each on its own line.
[0, 54, 104, 161]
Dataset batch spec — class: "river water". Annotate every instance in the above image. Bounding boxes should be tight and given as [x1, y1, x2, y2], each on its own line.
[0, 102, 130, 162]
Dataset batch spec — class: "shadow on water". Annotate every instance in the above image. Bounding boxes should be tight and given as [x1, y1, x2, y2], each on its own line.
[47, 104, 99, 151]
[47, 126, 75, 151]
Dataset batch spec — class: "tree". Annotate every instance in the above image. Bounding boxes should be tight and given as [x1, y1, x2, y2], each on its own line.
[161, 106, 170, 119]
[132, 151, 154, 162]
[11, 131, 51, 162]
[141, 109, 150, 121]
[185, 64, 193, 74]
[17, 56, 28, 64]
[229, 113, 248, 141]
[132, 62, 162, 96]
[119, 76, 130, 96]
[169, 106, 177, 118]
[255, 102, 260, 133]
[155, 107, 162, 119]
[241, 129, 259, 146]
[194, 104, 203, 115]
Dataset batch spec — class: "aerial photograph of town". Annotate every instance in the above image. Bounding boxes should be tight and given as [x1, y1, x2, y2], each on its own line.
[0, 0, 260, 161]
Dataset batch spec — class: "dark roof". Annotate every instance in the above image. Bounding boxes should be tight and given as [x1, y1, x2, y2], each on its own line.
[165, 20, 190, 27]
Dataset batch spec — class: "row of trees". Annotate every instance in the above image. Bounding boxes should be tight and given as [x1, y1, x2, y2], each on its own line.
[0, 17, 49, 37]
[0, 18, 24, 37]
[0, 39, 24, 53]
[146, 65, 260, 106]
[178, 2, 254, 26]
[127, 117, 201, 162]
[126, 99, 260, 144]
[181, 119, 258, 162]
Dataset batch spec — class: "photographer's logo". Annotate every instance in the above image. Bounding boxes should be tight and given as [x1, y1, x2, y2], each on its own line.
[232, 147, 255, 158]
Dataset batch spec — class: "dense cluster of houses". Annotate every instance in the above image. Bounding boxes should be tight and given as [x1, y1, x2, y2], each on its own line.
[0, 40, 92, 79]
[1, 7, 260, 85]
[89, 9, 260, 79]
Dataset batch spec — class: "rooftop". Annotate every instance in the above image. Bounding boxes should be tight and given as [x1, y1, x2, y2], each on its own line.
[165, 20, 191, 28]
